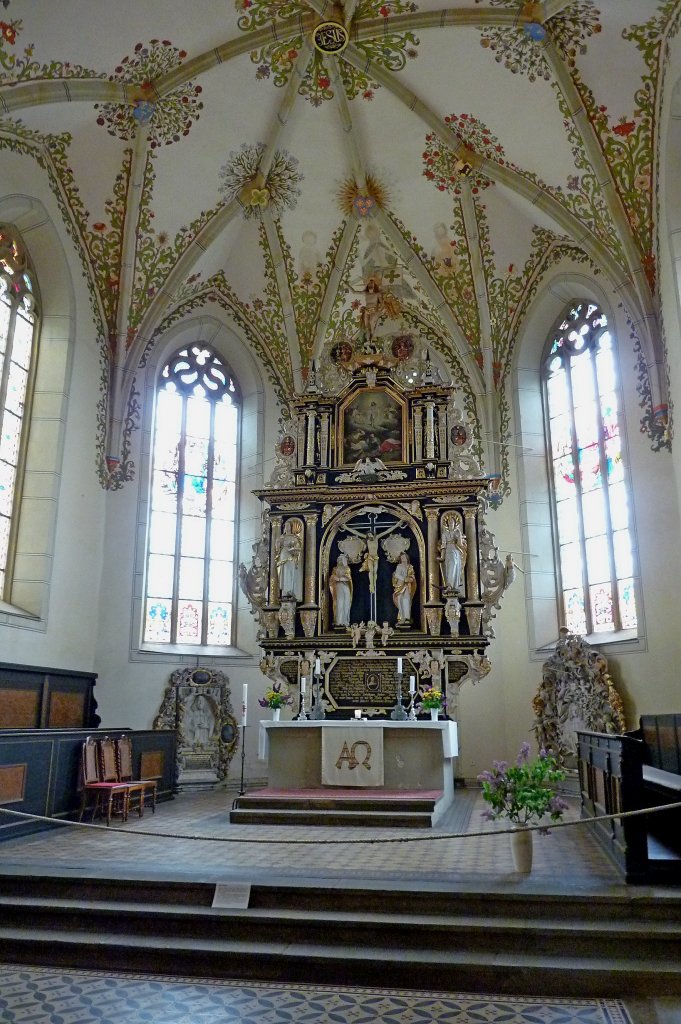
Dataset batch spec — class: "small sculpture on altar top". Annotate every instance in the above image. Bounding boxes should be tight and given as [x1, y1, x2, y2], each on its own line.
[364, 620, 377, 649]
[380, 621, 394, 646]
[276, 519, 303, 598]
[329, 553, 353, 627]
[439, 516, 467, 593]
[392, 551, 417, 625]
[349, 621, 364, 648]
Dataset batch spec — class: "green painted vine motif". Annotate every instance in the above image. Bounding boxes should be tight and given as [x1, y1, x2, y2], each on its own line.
[286, 222, 347, 374]
[0, 18, 102, 83]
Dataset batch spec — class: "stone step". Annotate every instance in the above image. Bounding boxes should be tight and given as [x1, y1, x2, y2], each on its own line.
[234, 795, 439, 812]
[228, 807, 435, 827]
[1, 924, 680, 998]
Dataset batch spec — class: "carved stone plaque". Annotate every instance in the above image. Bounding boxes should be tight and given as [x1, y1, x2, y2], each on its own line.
[325, 657, 417, 714]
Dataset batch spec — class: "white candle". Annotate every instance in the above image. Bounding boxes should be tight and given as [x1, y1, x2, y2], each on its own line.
[300, 676, 306, 694]
[354, 709, 361, 720]
[397, 657, 403, 673]
[315, 658, 321, 675]
[409, 675, 416, 694]
[241, 683, 248, 727]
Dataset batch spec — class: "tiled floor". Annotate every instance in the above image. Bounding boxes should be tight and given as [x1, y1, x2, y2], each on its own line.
[0, 788, 678, 1023]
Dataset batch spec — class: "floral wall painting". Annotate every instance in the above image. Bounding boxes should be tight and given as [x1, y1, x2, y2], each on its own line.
[298, 231, 322, 281]
[339, 388, 405, 467]
[218, 144, 303, 219]
[430, 223, 459, 276]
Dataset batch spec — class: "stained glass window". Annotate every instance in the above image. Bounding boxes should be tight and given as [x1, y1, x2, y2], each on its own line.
[144, 344, 240, 646]
[0, 228, 39, 600]
[543, 301, 637, 636]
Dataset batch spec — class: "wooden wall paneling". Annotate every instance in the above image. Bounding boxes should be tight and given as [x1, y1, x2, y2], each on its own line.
[0, 763, 27, 803]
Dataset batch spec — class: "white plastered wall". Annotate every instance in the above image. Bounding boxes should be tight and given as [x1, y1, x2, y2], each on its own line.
[93, 306, 282, 780]
[0, 188, 105, 670]
[456, 261, 681, 783]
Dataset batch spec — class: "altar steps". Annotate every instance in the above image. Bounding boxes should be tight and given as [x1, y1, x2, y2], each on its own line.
[0, 873, 680, 997]
[229, 788, 443, 827]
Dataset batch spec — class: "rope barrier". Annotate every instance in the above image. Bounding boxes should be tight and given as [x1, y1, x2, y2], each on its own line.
[1, 798, 680, 846]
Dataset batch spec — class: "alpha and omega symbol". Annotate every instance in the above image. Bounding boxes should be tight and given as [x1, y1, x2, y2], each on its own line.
[335, 739, 372, 771]
[312, 21, 350, 55]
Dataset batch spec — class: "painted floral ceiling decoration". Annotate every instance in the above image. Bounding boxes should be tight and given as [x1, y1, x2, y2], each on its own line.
[0, 0, 678, 490]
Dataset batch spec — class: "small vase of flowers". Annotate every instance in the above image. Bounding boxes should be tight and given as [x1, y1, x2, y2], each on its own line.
[258, 683, 292, 721]
[477, 742, 569, 872]
[420, 688, 443, 721]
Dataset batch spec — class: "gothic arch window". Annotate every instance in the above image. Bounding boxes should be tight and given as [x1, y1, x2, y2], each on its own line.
[0, 228, 39, 600]
[143, 343, 241, 647]
[543, 301, 637, 636]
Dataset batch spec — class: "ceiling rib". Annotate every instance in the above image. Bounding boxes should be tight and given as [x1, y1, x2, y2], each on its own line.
[310, 218, 359, 364]
[340, 42, 648, 326]
[261, 208, 300, 389]
[0, 79, 127, 114]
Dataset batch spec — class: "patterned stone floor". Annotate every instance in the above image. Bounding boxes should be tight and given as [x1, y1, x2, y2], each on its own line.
[0, 789, 679, 1023]
[0, 965, 635, 1024]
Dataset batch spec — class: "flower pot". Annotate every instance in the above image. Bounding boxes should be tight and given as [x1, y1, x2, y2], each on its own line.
[430, 708, 439, 721]
[271, 708, 281, 722]
[510, 828, 533, 873]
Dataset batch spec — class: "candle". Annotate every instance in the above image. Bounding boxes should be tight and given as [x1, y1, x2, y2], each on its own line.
[409, 675, 416, 694]
[300, 676, 306, 694]
[241, 683, 248, 727]
[315, 657, 321, 675]
[354, 709, 361, 720]
[397, 657, 403, 673]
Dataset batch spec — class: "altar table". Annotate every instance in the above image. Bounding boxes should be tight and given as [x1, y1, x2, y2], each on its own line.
[258, 720, 458, 803]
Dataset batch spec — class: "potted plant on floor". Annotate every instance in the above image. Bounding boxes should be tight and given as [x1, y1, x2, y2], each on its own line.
[477, 742, 568, 872]
[258, 683, 293, 721]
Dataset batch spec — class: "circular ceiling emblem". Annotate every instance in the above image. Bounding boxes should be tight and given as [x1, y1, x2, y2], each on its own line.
[313, 22, 349, 55]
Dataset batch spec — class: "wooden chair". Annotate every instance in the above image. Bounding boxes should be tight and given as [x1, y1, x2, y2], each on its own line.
[115, 735, 157, 815]
[99, 736, 147, 821]
[78, 736, 131, 827]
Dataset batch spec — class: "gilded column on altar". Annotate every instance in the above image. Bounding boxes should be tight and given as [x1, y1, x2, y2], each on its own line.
[464, 509, 479, 600]
[305, 410, 316, 465]
[425, 401, 436, 460]
[303, 511, 319, 606]
[269, 516, 282, 607]
[425, 508, 440, 604]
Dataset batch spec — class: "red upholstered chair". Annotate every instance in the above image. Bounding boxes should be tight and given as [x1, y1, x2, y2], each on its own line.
[115, 735, 157, 815]
[78, 736, 131, 827]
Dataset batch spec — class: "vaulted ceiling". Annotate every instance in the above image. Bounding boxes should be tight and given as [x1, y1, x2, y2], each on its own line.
[0, 0, 676, 488]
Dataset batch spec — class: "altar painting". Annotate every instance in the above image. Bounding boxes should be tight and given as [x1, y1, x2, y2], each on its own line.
[339, 388, 405, 466]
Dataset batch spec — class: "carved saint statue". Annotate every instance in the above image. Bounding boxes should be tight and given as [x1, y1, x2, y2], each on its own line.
[329, 553, 353, 627]
[439, 523, 467, 593]
[276, 520, 302, 598]
[186, 695, 215, 746]
[392, 551, 417, 625]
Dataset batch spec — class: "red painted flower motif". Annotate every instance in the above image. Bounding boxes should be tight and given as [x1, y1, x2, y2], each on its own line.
[363, 90, 374, 100]
[93, 222, 106, 232]
[0, 22, 16, 44]
[379, 5, 390, 15]
[318, 75, 330, 89]
[613, 119, 635, 137]
[288, 48, 298, 60]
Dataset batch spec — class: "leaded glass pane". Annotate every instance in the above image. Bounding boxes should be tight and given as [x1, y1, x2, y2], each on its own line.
[154, 435, 180, 474]
[0, 460, 15, 517]
[595, 336, 616, 392]
[180, 516, 206, 558]
[609, 482, 629, 531]
[573, 403, 598, 452]
[185, 395, 211, 439]
[0, 299, 10, 352]
[578, 443, 601, 493]
[570, 348, 595, 405]
[560, 542, 583, 588]
[177, 600, 202, 643]
[581, 489, 607, 539]
[210, 519, 234, 561]
[182, 475, 207, 516]
[0, 409, 20, 466]
[564, 588, 587, 634]
[12, 312, 33, 369]
[155, 388, 183, 436]
[212, 479, 236, 520]
[556, 497, 579, 544]
[586, 535, 610, 583]
[209, 560, 233, 602]
[613, 529, 634, 579]
[214, 401, 238, 481]
[619, 578, 637, 629]
[184, 436, 209, 477]
[144, 599, 172, 643]
[546, 369, 569, 417]
[590, 582, 614, 631]
[600, 392, 619, 442]
[148, 511, 176, 555]
[178, 556, 204, 599]
[152, 470, 178, 514]
[147, 553, 174, 597]
[550, 414, 572, 460]
[605, 435, 623, 483]
[552, 455, 576, 500]
[6, 361, 27, 417]
[207, 603, 232, 645]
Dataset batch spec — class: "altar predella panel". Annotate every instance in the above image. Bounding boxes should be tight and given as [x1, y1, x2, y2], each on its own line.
[238, 330, 515, 718]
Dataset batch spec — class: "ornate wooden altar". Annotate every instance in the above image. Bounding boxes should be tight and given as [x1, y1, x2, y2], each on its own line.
[240, 339, 513, 718]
